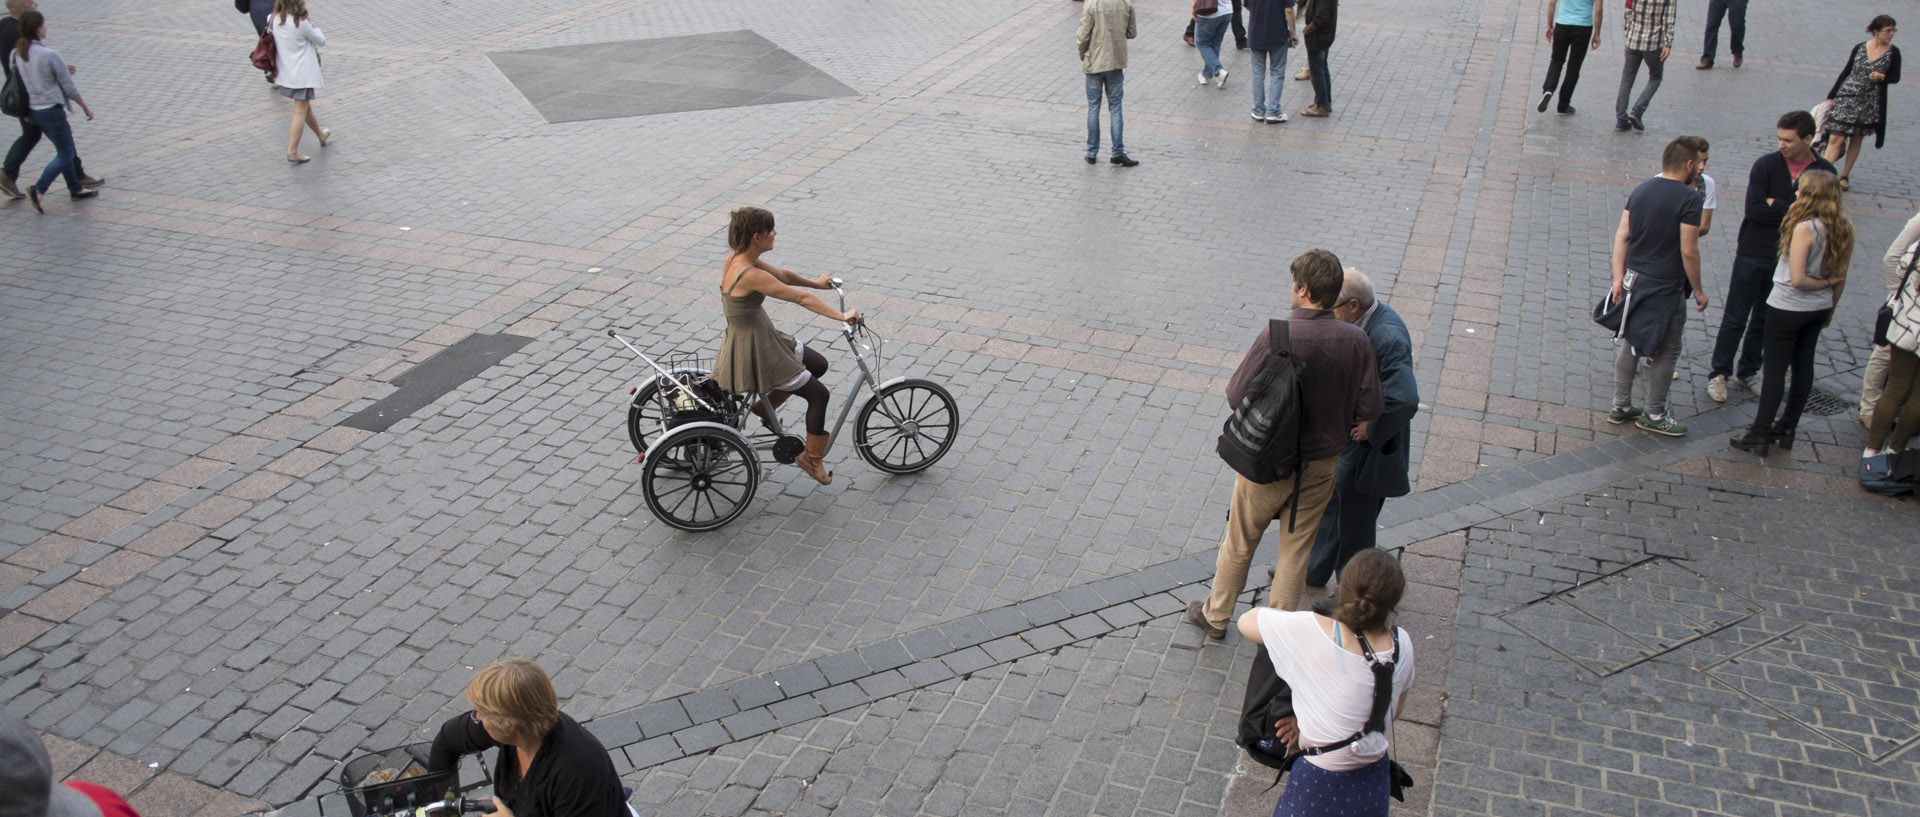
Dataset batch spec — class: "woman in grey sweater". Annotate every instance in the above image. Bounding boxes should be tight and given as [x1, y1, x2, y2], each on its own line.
[8, 10, 93, 212]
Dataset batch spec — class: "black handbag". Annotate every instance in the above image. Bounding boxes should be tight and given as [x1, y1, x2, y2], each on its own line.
[1876, 244, 1919, 347]
[1, 55, 28, 119]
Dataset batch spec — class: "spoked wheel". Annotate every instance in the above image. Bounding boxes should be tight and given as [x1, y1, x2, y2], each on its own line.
[626, 369, 710, 453]
[855, 379, 960, 474]
[641, 426, 759, 531]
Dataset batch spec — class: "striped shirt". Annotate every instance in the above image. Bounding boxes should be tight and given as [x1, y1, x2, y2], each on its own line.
[1621, 0, 1675, 52]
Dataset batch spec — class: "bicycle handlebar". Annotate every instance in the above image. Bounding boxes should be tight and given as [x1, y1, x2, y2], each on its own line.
[414, 796, 496, 816]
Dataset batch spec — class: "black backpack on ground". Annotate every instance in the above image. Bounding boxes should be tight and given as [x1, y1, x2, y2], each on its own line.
[1217, 319, 1308, 528]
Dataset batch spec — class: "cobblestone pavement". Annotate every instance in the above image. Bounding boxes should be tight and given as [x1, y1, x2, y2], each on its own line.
[2, 0, 1917, 815]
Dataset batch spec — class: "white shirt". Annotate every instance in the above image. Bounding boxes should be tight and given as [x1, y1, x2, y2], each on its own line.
[1254, 609, 1416, 771]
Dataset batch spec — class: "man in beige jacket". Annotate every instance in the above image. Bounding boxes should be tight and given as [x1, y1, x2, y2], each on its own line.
[1078, 0, 1137, 166]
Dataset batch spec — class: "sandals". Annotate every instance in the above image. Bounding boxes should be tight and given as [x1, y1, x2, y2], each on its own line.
[1839, 175, 1850, 191]
[287, 153, 310, 164]
[318, 128, 332, 147]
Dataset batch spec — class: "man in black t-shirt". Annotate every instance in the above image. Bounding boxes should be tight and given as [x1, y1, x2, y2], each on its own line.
[1606, 137, 1706, 437]
[1, 0, 99, 200]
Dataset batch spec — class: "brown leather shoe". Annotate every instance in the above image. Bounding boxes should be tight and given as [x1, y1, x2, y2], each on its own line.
[1733, 54, 1743, 67]
[1186, 600, 1225, 639]
[796, 432, 833, 484]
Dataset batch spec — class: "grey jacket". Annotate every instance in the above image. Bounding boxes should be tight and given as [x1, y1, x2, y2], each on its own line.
[10, 42, 81, 110]
[1077, 0, 1136, 75]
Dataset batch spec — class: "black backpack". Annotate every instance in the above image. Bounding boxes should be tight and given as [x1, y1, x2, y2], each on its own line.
[1217, 319, 1307, 524]
[1, 54, 27, 119]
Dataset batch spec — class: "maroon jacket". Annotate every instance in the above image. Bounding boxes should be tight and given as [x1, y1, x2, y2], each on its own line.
[1226, 308, 1383, 461]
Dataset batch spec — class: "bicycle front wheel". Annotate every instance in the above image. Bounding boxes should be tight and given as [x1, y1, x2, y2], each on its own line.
[854, 379, 959, 474]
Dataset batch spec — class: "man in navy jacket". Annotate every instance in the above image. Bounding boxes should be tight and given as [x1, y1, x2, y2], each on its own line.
[1704, 111, 1835, 403]
[1305, 269, 1418, 588]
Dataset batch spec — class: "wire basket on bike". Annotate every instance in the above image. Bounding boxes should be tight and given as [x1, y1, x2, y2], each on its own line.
[651, 351, 742, 428]
[340, 744, 455, 817]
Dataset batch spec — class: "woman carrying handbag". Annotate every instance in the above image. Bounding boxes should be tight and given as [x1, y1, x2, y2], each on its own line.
[270, 0, 330, 163]
[1865, 240, 1920, 462]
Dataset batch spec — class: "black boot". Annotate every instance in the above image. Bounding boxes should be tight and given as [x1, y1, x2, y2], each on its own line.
[1728, 430, 1771, 455]
[1768, 427, 1796, 452]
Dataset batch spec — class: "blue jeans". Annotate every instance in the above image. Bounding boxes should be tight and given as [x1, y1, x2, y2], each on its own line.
[1307, 48, 1331, 109]
[1702, 0, 1747, 62]
[1304, 443, 1386, 587]
[1709, 253, 1773, 380]
[1084, 70, 1124, 157]
[1195, 15, 1230, 80]
[28, 106, 80, 195]
[1250, 46, 1289, 116]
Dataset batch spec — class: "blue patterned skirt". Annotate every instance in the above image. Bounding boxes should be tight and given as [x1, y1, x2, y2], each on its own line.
[1271, 756, 1390, 817]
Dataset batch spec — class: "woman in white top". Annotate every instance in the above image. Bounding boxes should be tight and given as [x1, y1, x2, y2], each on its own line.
[1730, 169, 1854, 455]
[1237, 549, 1415, 817]
[270, 0, 330, 163]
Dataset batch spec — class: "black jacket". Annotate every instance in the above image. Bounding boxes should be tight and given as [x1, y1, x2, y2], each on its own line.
[1735, 151, 1836, 260]
[1829, 41, 1902, 149]
[429, 712, 628, 817]
[1301, 0, 1336, 50]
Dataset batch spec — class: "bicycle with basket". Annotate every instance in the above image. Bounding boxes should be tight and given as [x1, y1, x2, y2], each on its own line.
[609, 278, 961, 531]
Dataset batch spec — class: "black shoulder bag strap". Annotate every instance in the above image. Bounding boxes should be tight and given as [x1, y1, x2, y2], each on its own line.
[1300, 627, 1400, 758]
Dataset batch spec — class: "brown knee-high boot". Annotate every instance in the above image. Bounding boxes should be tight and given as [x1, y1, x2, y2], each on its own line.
[796, 433, 832, 485]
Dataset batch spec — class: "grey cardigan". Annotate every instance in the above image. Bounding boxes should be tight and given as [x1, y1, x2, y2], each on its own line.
[9, 42, 81, 110]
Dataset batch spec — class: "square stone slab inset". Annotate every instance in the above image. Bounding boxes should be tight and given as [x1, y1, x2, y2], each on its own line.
[489, 30, 857, 123]
[1500, 559, 1761, 677]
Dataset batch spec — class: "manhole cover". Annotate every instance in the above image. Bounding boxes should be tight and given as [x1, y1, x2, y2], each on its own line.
[1500, 558, 1760, 677]
[488, 30, 857, 123]
[1704, 624, 1920, 762]
[1802, 387, 1852, 417]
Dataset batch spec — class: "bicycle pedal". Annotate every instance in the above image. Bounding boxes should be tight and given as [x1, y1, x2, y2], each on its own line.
[772, 435, 804, 464]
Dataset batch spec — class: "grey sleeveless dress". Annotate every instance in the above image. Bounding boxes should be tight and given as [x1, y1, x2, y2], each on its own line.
[713, 270, 805, 395]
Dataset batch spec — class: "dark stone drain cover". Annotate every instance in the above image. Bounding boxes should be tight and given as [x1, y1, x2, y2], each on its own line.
[489, 30, 858, 123]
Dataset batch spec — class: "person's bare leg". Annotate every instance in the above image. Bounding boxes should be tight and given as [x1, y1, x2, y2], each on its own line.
[287, 100, 308, 158]
[1839, 134, 1863, 183]
[303, 104, 325, 141]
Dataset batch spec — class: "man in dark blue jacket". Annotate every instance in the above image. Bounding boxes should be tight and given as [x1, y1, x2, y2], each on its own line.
[1704, 111, 1835, 403]
[1305, 269, 1418, 588]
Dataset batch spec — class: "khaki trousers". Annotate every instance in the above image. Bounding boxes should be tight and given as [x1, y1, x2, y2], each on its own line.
[1199, 456, 1340, 630]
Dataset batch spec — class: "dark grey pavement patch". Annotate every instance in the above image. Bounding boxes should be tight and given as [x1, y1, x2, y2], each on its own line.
[1499, 558, 1760, 677]
[490, 31, 858, 123]
[339, 334, 532, 433]
[1702, 624, 1920, 763]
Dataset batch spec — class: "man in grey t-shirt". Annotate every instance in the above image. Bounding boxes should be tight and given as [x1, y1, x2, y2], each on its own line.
[1606, 137, 1706, 437]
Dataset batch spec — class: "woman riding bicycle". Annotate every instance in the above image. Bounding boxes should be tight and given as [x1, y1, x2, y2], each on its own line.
[714, 207, 860, 485]
[426, 658, 627, 817]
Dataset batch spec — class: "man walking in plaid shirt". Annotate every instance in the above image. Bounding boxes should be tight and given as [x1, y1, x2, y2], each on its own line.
[1615, 0, 1675, 132]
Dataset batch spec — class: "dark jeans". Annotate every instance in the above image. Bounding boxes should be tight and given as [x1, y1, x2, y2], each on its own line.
[1748, 306, 1830, 436]
[1307, 48, 1331, 109]
[26, 106, 81, 195]
[1183, 0, 1245, 45]
[1543, 24, 1592, 107]
[1304, 445, 1387, 587]
[1709, 254, 1773, 379]
[251, 0, 272, 34]
[4, 114, 86, 183]
[1615, 48, 1664, 119]
[1702, 0, 1747, 62]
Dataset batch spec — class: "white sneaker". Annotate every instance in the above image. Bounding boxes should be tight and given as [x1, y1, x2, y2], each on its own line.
[1707, 375, 1727, 403]
[1251, 111, 1266, 121]
[1732, 375, 1761, 396]
[1215, 68, 1230, 89]
[1198, 71, 1209, 85]
[1267, 112, 1287, 123]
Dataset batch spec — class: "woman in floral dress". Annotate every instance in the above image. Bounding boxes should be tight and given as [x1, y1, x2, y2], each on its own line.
[1825, 15, 1901, 191]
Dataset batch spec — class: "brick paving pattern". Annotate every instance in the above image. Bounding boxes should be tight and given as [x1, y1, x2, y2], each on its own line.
[1, 0, 1916, 815]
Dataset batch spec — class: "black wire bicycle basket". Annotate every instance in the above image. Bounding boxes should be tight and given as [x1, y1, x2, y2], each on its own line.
[340, 745, 456, 817]
[654, 352, 739, 428]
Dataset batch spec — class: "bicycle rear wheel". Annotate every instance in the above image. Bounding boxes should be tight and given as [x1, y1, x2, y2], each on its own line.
[641, 426, 758, 531]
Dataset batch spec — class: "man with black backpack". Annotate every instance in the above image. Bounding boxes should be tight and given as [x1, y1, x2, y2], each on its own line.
[1188, 249, 1382, 639]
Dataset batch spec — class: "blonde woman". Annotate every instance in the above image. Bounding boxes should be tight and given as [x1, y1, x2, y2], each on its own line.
[269, 0, 329, 163]
[427, 658, 628, 817]
[1730, 169, 1853, 455]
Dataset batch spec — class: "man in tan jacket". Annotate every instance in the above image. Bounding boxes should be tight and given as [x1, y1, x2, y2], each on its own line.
[1078, 0, 1137, 166]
